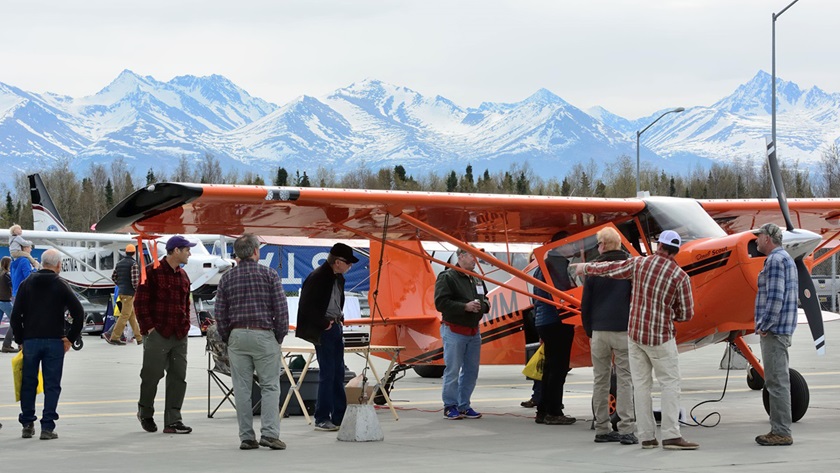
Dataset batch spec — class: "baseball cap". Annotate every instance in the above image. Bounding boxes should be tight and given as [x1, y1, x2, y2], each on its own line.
[758, 223, 783, 241]
[657, 230, 681, 248]
[330, 243, 359, 263]
[166, 235, 197, 252]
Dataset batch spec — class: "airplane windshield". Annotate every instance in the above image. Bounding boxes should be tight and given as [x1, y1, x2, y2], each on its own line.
[642, 197, 726, 243]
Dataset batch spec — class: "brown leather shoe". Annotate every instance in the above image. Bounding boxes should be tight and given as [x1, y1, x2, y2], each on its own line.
[756, 432, 793, 446]
[520, 399, 537, 408]
[641, 439, 659, 449]
[662, 437, 699, 450]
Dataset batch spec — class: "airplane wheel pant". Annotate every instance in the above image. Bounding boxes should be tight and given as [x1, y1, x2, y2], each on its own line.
[628, 338, 682, 442]
[138, 331, 188, 426]
[536, 323, 574, 416]
[760, 332, 792, 437]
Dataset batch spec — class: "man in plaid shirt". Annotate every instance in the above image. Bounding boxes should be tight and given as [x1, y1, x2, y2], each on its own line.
[215, 234, 289, 450]
[573, 230, 697, 450]
[753, 222, 797, 447]
[134, 235, 196, 435]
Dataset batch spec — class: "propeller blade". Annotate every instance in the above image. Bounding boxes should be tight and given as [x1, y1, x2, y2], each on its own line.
[765, 136, 795, 232]
[795, 259, 825, 355]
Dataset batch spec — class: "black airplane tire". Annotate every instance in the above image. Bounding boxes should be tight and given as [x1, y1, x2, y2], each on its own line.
[747, 367, 764, 390]
[762, 368, 809, 422]
[72, 337, 84, 351]
[413, 365, 445, 378]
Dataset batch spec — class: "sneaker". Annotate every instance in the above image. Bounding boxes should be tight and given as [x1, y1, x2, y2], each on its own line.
[662, 437, 699, 450]
[22, 422, 35, 439]
[40, 430, 58, 440]
[755, 432, 793, 446]
[543, 414, 576, 425]
[594, 431, 622, 443]
[137, 414, 157, 433]
[520, 399, 537, 408]
[641, 439, 659, 449]
[620, 433, 639, 445]
[163, 421, 192, 434]
[106, 338, 126, 346]
[314, 420, 340, 431]
[443, 406, 463, 420]
[240, 439, 259, 450]
[259, 436, 287, 450]
[460, 408, 482, 419]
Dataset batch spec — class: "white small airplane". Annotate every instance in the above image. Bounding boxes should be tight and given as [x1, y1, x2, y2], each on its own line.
[0, 174, 236, 296]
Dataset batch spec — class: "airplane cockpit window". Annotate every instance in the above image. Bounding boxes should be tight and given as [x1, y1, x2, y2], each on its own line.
[99, 250, 114, 270]
[642, 197, 726, 245]
[543, 235, 599, 289]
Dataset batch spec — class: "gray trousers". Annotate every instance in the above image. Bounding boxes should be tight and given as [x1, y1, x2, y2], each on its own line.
[228, 329, 282, 441]
[761, 332, 792, 437]
[138, 330, 188, 426]
[591, 331, 635, 435]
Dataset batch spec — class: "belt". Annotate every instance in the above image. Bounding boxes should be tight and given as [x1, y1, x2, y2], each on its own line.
[232, 326, 272, 331]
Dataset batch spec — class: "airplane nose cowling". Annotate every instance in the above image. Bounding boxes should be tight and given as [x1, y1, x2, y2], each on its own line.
[781, 229, 821, 261]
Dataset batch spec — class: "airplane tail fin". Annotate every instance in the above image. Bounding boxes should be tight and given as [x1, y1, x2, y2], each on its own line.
[29, 173, 67, 232]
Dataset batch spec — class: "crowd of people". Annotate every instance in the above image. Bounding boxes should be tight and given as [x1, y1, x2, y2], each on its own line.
[1, 223, 798, 450]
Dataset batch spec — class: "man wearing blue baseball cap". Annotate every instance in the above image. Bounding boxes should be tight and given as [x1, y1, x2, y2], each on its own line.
[134, 235, 197, 435]
[572, 230, 697, 450]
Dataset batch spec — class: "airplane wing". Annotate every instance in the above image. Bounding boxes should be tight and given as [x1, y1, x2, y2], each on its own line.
[0, 229, 136, 244]
[700, 199, 840, 237]
[95, 183, 645, 244]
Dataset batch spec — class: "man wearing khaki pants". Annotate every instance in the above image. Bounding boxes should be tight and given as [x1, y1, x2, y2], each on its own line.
[107, 244, 142, 345]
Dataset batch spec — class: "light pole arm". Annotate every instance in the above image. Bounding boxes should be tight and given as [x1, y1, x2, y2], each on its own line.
[635, 107, 685, 195]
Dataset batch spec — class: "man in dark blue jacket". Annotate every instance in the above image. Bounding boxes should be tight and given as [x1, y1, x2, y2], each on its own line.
[11, 248, 84, 440]
[580, 227, 637, 445]
[297, 243, 359, 432]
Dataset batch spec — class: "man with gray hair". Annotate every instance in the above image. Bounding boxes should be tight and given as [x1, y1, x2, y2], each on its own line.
[754, 222, 797, 446]
[215, 234, 289, 450]
[10, 248, 84, 440]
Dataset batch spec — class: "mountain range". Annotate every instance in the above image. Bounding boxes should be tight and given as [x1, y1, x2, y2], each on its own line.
[1, 70, 838, 186]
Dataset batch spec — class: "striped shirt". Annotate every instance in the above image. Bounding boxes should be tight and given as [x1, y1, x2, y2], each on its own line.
[583, 254, 694, 346]
[755, 247, 798, 336]
[214, 259, 289, 344]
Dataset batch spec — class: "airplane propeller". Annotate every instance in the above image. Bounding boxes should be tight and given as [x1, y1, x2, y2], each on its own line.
[765, 136, 825, 354]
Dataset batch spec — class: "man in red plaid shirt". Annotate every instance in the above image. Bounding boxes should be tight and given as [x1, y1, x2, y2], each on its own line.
[573, 230, 697, 451]
[134, 235, 196, 435]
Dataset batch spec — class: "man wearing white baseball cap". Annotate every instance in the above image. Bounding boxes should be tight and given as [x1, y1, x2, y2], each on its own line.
[572, 229, 697, 450]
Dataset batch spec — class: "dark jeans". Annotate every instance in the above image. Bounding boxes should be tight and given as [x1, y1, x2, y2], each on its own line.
[314, 322, 346, 425]
[536, 323, 575, 416]
[19, 338, 65, 431]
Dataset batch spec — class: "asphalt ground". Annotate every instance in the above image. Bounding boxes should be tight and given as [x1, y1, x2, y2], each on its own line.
[1, 321, 839, 472]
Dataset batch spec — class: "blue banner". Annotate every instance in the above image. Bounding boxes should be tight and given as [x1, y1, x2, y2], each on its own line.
[260, 245, 370, 293]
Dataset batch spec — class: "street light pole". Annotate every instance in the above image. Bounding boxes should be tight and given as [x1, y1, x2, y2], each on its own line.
[771, 0, 800, 166]
[635, 107, 685, 195]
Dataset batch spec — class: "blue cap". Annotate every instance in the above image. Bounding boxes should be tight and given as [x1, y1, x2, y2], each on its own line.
[166, 235, 197, 252]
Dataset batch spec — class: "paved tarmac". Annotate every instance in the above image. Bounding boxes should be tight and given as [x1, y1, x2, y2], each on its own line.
[1, 321, 839, 472]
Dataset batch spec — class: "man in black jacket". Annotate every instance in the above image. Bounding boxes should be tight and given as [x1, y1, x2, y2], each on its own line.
[11, 248, 84, 440]
[296, 243, 359, 432]
[580, 227, 637, 445]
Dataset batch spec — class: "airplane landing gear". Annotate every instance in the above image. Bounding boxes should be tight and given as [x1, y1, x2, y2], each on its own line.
[413, 364, 445, 378]
[762, 368, 809, 422]
[747, 367, 764, 390]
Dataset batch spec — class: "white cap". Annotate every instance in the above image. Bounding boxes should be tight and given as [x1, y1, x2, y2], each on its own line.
[658, 230, 681, 248]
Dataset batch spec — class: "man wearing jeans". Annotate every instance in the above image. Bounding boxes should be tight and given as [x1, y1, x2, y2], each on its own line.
[574, 230, 697, 450]
[134, 235, 196, 435]
[297, 243, 359, 432]
[215, 234, 289, 450]
[753, 223, 797, 446]
[10, 249, 84, 440]
[434, 247, 489, 420]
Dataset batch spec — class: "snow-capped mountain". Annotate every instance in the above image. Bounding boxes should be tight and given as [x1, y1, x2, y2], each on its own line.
[1, 70, 837, 187]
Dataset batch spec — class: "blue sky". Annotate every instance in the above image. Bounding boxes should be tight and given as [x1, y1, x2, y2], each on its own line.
[2, 0, 836, 118]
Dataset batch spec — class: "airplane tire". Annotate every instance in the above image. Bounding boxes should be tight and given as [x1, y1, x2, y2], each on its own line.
[72, 337, 84, 351]
[762, 368, 809, 422]
[746, 367, 764, 390]
[413, 365, 445, 378]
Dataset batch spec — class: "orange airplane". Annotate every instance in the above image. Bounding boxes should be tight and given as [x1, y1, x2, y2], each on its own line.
[95, 164, 840, 422]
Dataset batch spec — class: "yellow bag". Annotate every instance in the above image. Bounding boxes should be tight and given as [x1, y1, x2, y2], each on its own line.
[521, 344, 545, 381]
[12, 350, 44, 402]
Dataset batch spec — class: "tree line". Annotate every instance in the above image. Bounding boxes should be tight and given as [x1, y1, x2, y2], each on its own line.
[2, 145, 839, 234]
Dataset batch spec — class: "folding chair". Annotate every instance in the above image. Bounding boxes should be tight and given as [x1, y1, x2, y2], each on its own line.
[205, 324, 262, 418]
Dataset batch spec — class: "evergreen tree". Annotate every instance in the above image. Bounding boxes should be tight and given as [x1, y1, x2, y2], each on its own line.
[146, 169, 157, 185]
[105, 179, 114, 207]
[274, 167, 288, 186]
[446, 171, 458, 192]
